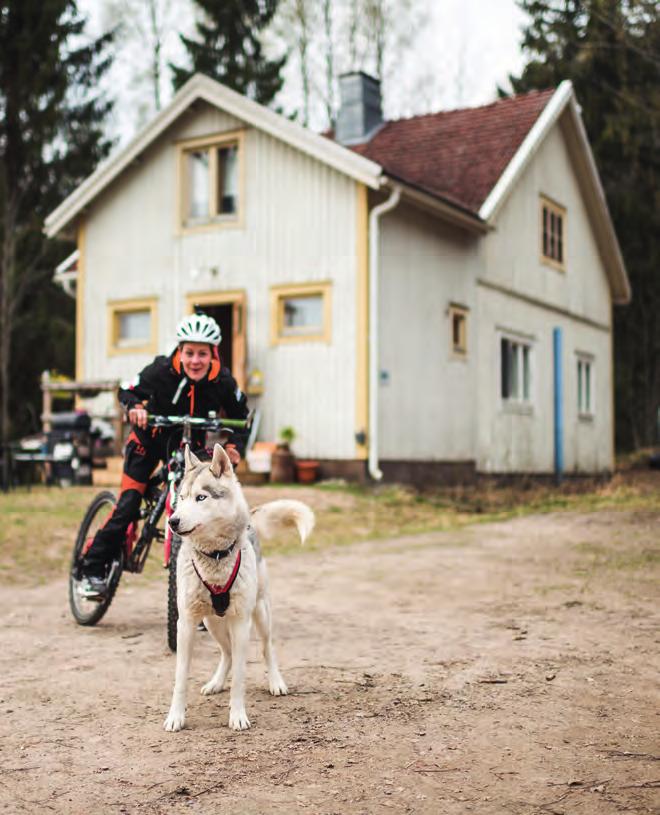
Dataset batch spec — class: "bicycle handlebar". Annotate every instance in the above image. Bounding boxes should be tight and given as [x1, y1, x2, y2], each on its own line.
[146, 413, 251, 431]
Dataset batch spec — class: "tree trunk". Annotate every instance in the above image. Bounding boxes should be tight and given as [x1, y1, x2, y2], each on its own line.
[0, 204, 16, 487]
[295, 0, 311, 127]
[323, 0, 335, 126]
[148, 0, 162, 111]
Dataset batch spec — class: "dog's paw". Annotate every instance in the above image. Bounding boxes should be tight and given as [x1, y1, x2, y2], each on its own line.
[164, 709, 186, 732]
[228, 708, 251, 731]
[269, 676, 288, 696]
[200, 679, 226, 696]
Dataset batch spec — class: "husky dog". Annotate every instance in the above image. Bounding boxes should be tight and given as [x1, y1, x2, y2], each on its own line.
[164, 443, 314, 732]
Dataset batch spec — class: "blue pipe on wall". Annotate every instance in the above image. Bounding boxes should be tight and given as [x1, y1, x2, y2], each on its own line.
[553, 327, 564, 481]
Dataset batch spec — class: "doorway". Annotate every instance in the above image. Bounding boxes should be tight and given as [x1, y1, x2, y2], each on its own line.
[200, 303, 233, 371]
[185, 291, 247, 390]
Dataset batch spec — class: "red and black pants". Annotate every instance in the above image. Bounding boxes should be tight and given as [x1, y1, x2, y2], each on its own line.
[82, 433, 165, 577]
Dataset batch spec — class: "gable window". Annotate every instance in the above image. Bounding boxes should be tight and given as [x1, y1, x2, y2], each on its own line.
[270, 282, 332, 345]
[501, 335, 532, 404]
[577, 354, 594, 417]
[541, 196, 566, 269]
[449, 304, 468, 356]
[179, 131, 243, 230]
[108, 298, 158, 355]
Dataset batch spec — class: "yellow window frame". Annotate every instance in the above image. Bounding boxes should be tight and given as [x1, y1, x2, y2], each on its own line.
[270, 282, 332, 345]
[176, 129, 245, 234]
[107, 297, 158, 356]
[448, 303, 468, 356]
[540, 194, 566, 271]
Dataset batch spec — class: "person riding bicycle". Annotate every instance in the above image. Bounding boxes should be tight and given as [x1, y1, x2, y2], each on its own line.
[80, 312, 249, 597]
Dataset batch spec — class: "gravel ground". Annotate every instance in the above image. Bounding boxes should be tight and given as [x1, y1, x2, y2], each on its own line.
[0, 508, 658, 814]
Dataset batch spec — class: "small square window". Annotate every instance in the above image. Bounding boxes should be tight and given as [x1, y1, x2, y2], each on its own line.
[108, 299, 157, 355]
[282, 295, 324, 335]
[449, 305, 468, 355]
[118, 310, 150, 346]
[271, 284, 332, 344]
[501, 336, 532, 404]
[541, 196, 566, 269]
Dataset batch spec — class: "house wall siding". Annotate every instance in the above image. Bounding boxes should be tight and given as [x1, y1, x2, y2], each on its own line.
[475, 286, 613, 473]
[82, 102, 359, 459]
[377, 202, 480, 461]
[481, 123, 612, 326]
[78, 100, 618, 476]
[476, 118, 614, 473]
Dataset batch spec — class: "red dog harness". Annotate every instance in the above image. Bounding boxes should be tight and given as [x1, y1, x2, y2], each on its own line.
[191, 549, 242, 617]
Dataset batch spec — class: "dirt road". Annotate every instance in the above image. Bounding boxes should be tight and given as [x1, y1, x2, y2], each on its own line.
[0, 508, 658, 814]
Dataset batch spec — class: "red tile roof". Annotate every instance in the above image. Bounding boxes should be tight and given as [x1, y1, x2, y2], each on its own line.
[345, 88, 556, 215]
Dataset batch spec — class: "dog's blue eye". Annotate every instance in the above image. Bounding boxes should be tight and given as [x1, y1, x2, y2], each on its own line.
[196, 494, 207, 502]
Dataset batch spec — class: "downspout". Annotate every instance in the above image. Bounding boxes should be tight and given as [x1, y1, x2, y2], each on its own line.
[553, 327, 564, 483]
[368, 184, 401, 481]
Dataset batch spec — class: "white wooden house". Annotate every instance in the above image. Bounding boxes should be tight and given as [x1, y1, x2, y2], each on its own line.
[46, 73, 630, 482]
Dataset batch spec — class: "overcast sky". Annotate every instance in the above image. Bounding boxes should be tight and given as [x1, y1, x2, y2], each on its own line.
[81, 0, 529, 144]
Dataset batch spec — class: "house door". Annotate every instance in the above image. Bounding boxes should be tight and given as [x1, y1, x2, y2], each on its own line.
[185, 292, 247, 391]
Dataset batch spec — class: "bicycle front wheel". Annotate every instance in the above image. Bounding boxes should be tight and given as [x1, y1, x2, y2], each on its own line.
[167, 534, 182, 652]
[69, 491, 123, 626]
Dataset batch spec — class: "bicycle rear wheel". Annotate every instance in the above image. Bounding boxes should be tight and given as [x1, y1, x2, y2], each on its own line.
[69, 491, 123, 626]
[167, 534, 182, 652]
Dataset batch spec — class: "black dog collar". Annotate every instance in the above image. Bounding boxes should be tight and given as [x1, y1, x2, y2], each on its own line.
[197, 540, 237, 561]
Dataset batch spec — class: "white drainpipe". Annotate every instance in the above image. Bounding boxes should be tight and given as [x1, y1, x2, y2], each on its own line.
[368, 184, 401, 481]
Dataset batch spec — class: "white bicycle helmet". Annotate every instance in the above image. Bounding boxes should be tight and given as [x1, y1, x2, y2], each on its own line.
[176, 313, 222, 346]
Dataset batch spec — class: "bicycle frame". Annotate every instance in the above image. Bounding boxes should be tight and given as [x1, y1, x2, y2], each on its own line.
[121, 413, 251, 573]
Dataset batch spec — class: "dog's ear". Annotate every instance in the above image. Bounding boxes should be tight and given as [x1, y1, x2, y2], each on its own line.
[209, 443, 232, 478]
[184, 445, 201, 472]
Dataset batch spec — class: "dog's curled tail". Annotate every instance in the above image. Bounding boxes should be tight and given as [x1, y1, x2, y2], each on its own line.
[250, 500, 315, 545]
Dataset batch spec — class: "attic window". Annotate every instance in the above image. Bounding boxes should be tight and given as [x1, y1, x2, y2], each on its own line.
[179, 130, 243, 230]
[541, 196, 565, 269]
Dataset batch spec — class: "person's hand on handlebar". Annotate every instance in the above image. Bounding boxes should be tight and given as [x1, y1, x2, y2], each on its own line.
[128, 405, 148, 429]
[225, 444, 240, 466]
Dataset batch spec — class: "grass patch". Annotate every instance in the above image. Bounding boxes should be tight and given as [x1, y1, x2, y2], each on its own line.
[1, 470, 659, 585]
[575, 540, 660, 572]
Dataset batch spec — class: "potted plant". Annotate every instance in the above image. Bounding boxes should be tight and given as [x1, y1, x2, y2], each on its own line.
[270, 426, 296, 483]
[295, 458, 320, 484]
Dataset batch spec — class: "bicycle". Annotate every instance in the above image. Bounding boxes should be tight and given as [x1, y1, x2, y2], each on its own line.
[68, 413, 251, 651]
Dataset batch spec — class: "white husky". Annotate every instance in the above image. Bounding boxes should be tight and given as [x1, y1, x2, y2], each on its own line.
[164, 443, 314, 732]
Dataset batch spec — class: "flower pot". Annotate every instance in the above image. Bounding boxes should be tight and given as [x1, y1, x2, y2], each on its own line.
[270, 447, 296, 483]
[296, 460, 319, 484]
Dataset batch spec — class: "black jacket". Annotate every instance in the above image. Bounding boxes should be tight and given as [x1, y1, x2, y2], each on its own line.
[118, 349, 249, 455]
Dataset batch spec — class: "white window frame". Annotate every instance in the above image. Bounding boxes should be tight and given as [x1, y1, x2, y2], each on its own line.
[499, 330, 534, 413]
[576, 352, 595, 419]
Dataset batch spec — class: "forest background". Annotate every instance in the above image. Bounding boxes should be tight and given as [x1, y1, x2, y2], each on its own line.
[0, 0, 657, 456]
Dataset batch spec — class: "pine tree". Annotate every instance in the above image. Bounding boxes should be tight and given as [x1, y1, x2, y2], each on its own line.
[505, 0, 660, 450]
[171, 0, 286, 105]
[0, 1, 114, 468]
